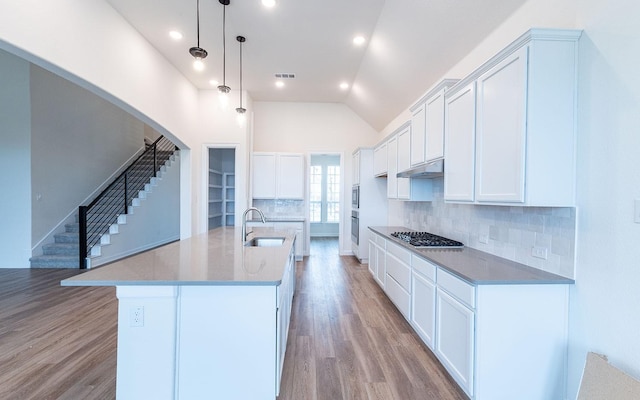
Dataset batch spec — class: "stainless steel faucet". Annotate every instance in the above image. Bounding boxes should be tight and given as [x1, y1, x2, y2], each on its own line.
[242, 207, 266, 242]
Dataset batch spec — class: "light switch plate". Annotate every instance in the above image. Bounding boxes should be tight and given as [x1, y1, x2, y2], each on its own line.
[635, 199, 640, 224]
[532, 246, 548, 260]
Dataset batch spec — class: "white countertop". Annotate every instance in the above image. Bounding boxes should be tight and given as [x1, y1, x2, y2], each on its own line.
[61, 227, 295, 287]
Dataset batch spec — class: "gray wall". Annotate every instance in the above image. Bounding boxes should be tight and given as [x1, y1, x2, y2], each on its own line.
[30, 65, 145, 244]
[0, 49, 32, 267]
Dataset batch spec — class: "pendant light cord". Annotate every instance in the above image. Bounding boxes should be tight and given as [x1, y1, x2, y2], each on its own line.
[239, 39, 243, 106]
[222, 4, 227, 86]
[196, 0, 201, 48]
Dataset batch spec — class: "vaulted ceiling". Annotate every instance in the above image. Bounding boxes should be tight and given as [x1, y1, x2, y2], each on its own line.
[106, 0, 528, 130]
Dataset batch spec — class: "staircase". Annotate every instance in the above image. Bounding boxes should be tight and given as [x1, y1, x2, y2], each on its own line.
[30, 136, 178, 269]
[30, 220, 80, 268]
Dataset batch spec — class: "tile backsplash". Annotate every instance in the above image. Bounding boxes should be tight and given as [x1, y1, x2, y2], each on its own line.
[389, 179, 576, 278]
[252, 199, 305, 218]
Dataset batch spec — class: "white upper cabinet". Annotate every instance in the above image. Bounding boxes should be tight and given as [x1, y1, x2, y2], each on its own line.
[444, 83, 476, 202]
[397, 126, 411, 198]
[373, 142, 388, 177]
[425, 88, 447, 161]
[411, 80, 458, 167]
[352, 151, 360, 185]
[475, 47, 527, 203]
[444, 28, 581, 206]
[386, 136, 398, 199]
[410, 105, 426, 166]
[252, 153, 305, 199]
[252, 153, 277, 199]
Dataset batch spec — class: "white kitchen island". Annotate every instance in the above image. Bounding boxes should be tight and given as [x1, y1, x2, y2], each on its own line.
[62, 227, 297, 400]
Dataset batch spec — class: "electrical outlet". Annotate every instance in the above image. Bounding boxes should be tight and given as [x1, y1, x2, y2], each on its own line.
[531, 246, 548, 260]
[635, 199, 640, 224]
[129, 306, 144, 327]
[479, 234, 489, 244]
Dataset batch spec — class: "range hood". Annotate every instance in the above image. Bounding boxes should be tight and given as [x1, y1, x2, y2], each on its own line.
[396, 159, 444, 179]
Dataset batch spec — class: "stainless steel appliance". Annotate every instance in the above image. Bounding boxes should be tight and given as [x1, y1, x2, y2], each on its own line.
[351, 185, 360, 209]
[391, 231, 464, 248]
[351, 210, 359, 245]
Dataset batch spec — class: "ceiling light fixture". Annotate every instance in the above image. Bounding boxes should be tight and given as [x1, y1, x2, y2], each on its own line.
[275, 80, 284, 88]
[353, 35, 366, 46]
[169, 30, 183, 41]
[236, 35, 247, 124]
[340, 82, 349, 90]
[217, 0, 231, 105]
[189, 0, 208, 71]
[262, 0, 277, 8]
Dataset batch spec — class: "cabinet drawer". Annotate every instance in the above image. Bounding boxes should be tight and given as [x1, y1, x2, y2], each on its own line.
[387, 242, 411, 264]
[385, 274, 410, 317]
[412, 255, 436, 281]
[437, 269, 476, 309]
[386, 252, 411, 292]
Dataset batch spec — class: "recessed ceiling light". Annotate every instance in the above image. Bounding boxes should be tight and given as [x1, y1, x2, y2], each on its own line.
[209, 79, 219, 86]
[339, 82, 349, 90]
[275, 80, 285, 88]
[169, 30, 183, 41]
[262, 0, 277, 8]
[353, 35, 366, 46]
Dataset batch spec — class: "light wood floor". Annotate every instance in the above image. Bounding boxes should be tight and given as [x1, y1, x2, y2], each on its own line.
[0, 239, 467, 399]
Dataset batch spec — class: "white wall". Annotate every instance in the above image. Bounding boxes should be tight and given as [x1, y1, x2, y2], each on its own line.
[0, 50, 31, 268]
[0, 0, 199, 240]
[570, 0, 640, 397]
[30, 65, 144, 244]
[253, 101, 378, 253]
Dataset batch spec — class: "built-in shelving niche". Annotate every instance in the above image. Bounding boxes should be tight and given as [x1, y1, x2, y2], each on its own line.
[208, 148, 235, 229]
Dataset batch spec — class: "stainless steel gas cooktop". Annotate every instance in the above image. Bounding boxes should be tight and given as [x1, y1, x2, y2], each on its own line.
[390, 231, 464, 248]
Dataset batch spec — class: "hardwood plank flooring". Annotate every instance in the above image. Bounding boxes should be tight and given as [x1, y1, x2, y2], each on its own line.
[0, 238, 467, 399]
[277, 238, 468, 400]
[0, 268, 117, 400]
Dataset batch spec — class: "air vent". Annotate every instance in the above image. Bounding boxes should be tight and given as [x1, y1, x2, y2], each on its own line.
[275, 73, 295, 79]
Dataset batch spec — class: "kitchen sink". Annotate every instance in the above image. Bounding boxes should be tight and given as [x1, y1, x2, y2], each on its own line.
[244, 237, 285, 247]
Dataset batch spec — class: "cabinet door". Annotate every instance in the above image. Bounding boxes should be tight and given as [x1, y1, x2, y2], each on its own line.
[375, 244, 385, 288]
[368, 239, 376, 276]
[252, 153, 277, 199]
[397, 127, 411, 199]
[277, 154, 304, 199]
[411, 104, 426, 166]
[352, 151, 360, 185]
[436, 288, 475, 397]
[373, 143, 388, 176]
[386, 136, 398, 199]
[444, 83, 476, 202]
[411, 272, 436, 349]
[476, 47, 527, 203]
[425, 89, 446, 161]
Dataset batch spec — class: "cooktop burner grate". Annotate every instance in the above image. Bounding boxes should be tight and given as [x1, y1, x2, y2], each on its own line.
[390, 231, 464, 248]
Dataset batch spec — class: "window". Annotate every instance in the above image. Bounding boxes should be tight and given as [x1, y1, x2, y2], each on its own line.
[309, 162, 340, 223]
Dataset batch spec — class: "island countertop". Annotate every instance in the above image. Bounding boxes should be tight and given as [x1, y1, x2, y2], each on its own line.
[61, 227, 296, 287]
[369, 226, 574, 285]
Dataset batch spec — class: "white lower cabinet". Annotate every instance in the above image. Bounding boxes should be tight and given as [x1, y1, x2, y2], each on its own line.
[410, 266, 436, 349]
[436, 287, 475, 397]
[370, 230, 570, 399]
[368, 239, 377, 277]
[276, 248, 296, 395]
[385, 242, 411, 318]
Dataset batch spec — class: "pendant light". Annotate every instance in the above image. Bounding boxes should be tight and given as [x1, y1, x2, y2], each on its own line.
[217, 0, 231, 106]
[189, 0, 208, 71]
[236, 35, 246, 124]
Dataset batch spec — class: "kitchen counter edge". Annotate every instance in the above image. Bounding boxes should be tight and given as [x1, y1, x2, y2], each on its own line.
[369, 226, 574, 285]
